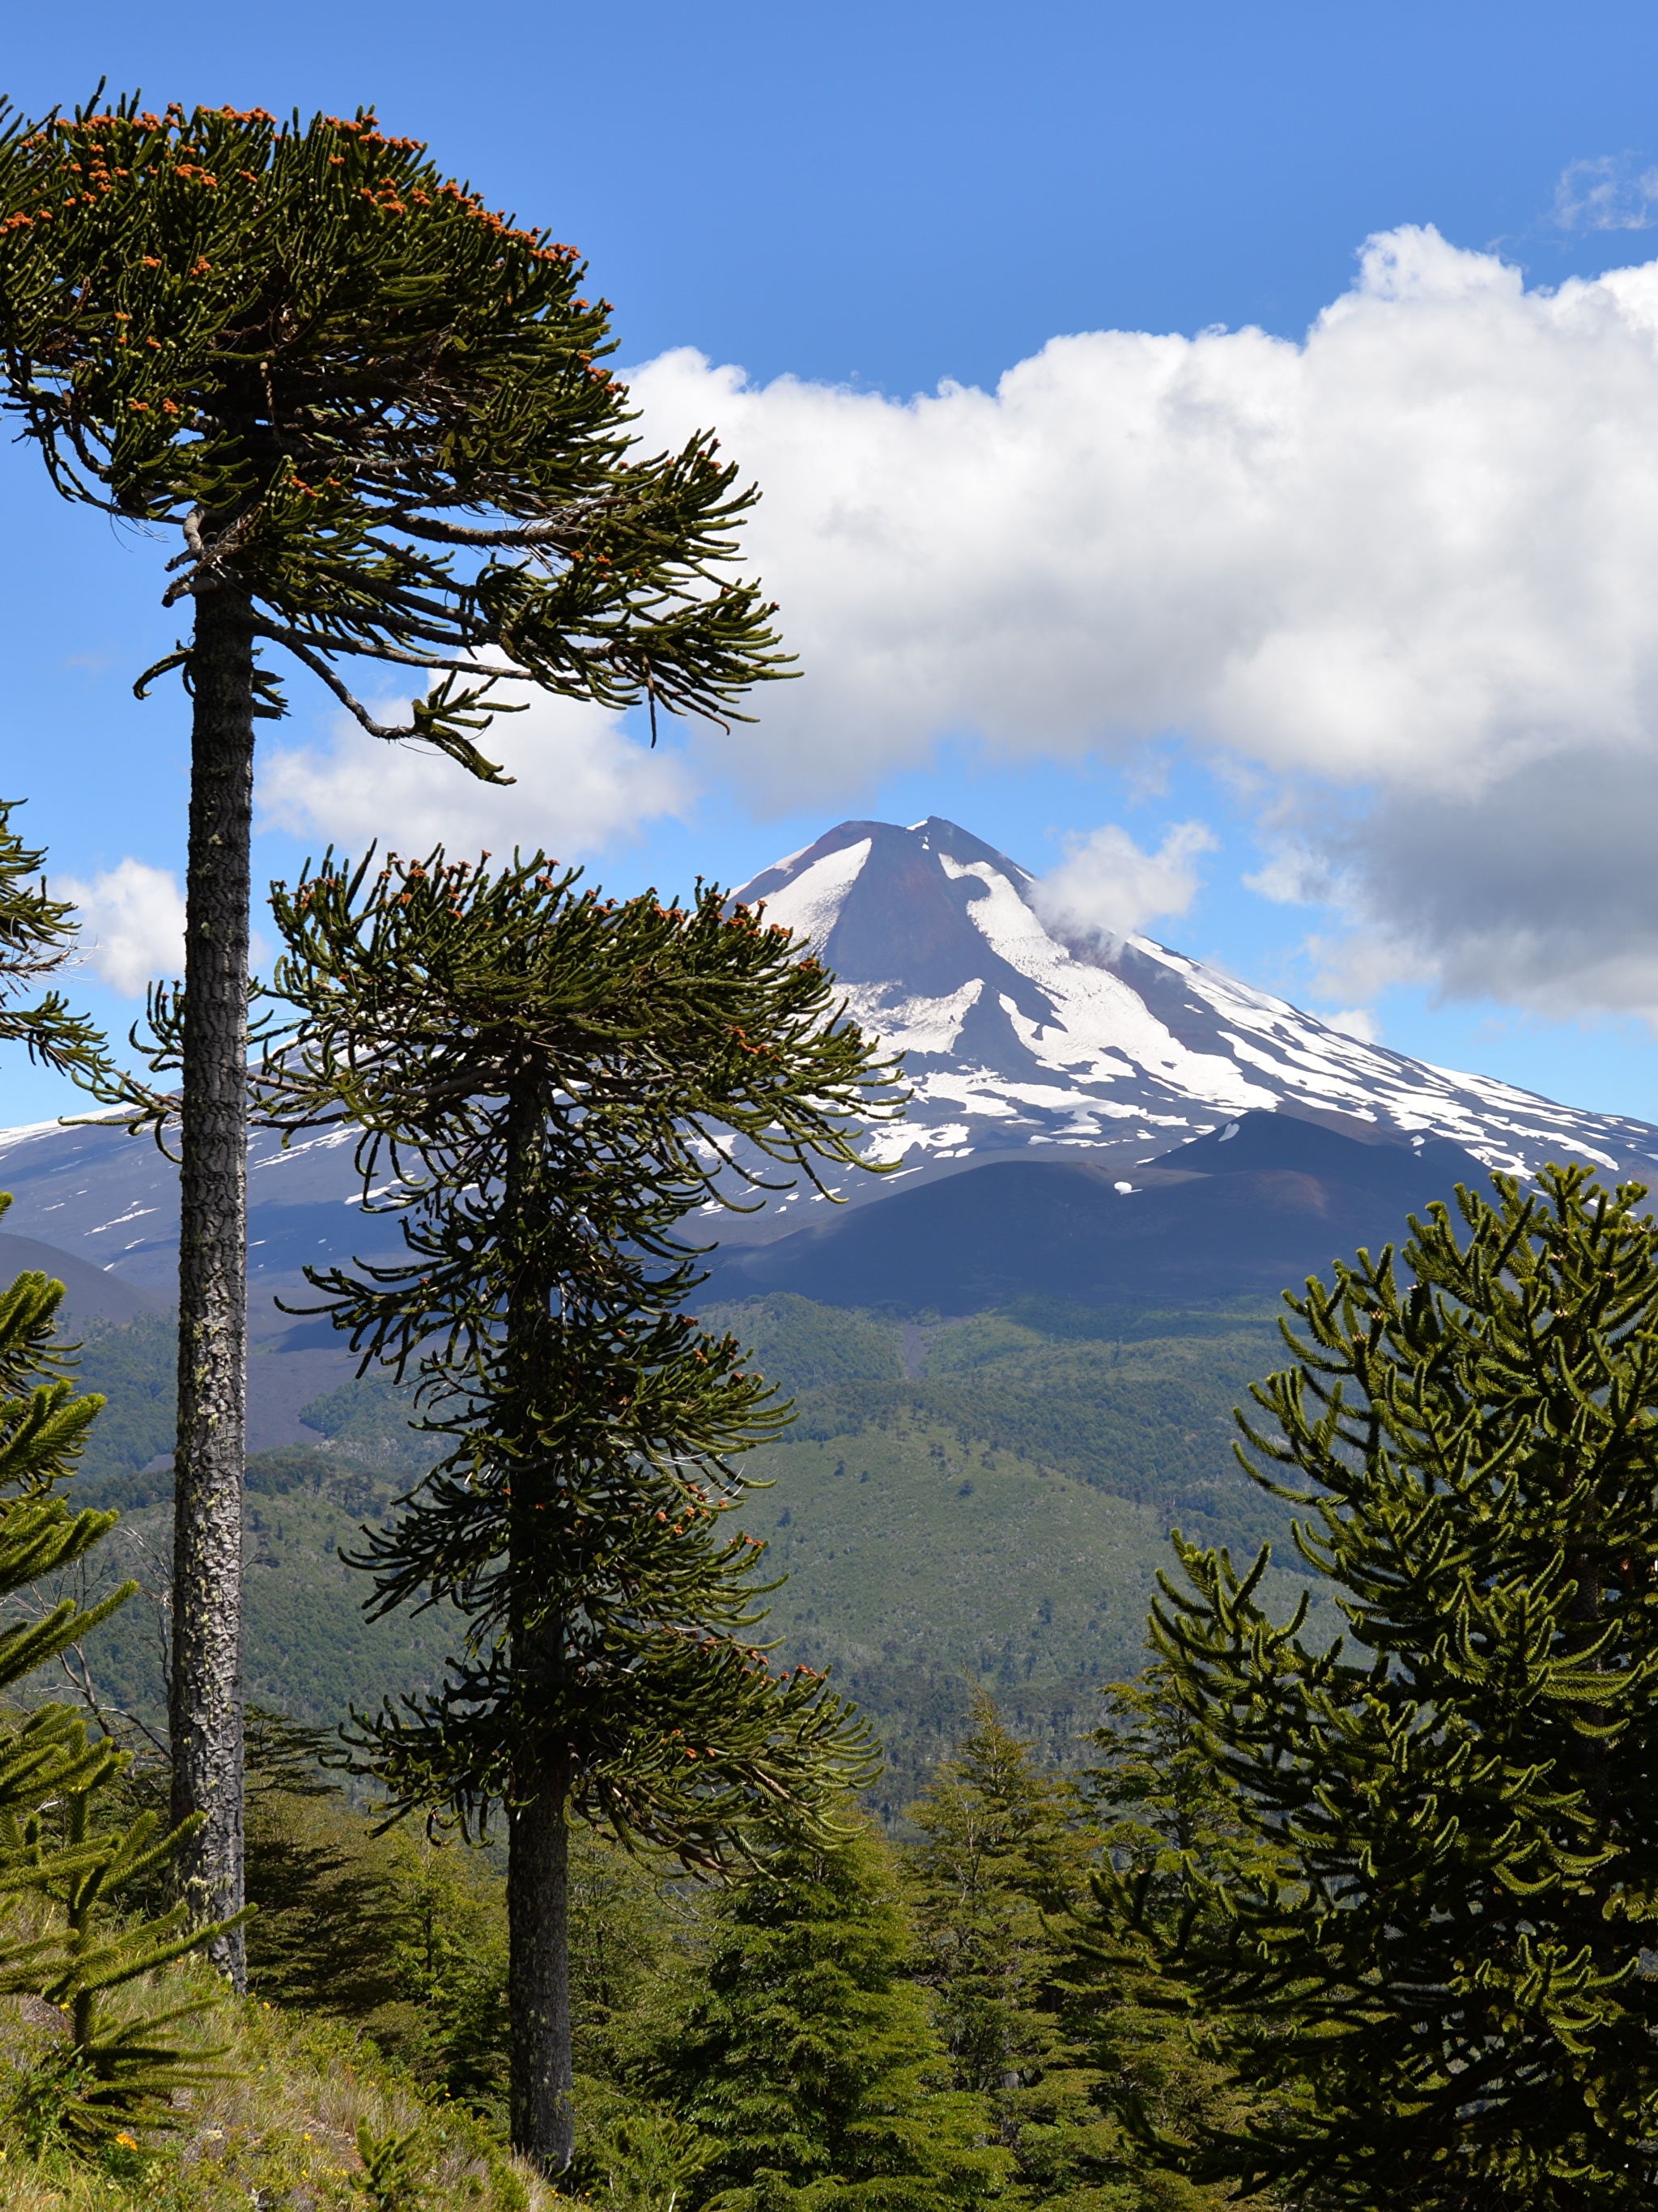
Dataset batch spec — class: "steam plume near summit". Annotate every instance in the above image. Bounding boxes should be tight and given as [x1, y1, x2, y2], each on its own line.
[1031, 821, 1218, 947]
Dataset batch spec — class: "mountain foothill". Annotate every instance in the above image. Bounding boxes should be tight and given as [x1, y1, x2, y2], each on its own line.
[2, 815, 1649, 1773]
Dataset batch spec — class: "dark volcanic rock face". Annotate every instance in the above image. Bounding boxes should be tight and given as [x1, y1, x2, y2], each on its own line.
[706, 1109, 1507, 1313]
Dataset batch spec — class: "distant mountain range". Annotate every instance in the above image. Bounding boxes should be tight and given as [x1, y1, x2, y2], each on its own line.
[1, 815, 1653, 1339]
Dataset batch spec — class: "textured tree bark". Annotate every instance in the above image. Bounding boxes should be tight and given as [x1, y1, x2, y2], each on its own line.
[503, 1076, 575, 2172]
[169, 580, 253, 1989]
[509, 1761, 575, 2174]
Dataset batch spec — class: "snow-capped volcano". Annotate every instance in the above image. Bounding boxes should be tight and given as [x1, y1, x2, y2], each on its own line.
[1, 814, 1655, 1321]
[733, 817, 1658, 1190]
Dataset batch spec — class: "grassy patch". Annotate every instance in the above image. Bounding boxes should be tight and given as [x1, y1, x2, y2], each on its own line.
[0, 1966, 559, 2209]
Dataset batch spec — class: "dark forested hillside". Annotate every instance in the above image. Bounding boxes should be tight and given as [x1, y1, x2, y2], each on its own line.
[33, 1445, 461, 1746]
[696, 1295, 1312, 1802]
[47, 1289, 1316, 1803]
[742, 1293, 1294, 1536]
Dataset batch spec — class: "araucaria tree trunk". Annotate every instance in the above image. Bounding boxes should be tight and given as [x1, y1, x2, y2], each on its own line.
[509, 1753, 574, 2169]
[505, 1085, 576, 2168]
[169, 580, 254, 1987]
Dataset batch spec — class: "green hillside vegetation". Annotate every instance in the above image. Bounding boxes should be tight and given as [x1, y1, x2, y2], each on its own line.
[6, 1678, 1239, 2209]
[701, 1294, 1312, 1802]
[702, 1288, 1293, 1543]
[50, 1290, 1316, 1802]
[69, 1312, 177, 1494]
[28, 1449, 461, 1746]
[291, 1376, 436, 1478]
[2, 1984, 556, 2211]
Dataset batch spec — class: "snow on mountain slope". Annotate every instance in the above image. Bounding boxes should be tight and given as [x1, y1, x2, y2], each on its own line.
[0, 1112, 405, 1326]
[1, 815, 1654, 1304]
[733, 817, 1658, 1192]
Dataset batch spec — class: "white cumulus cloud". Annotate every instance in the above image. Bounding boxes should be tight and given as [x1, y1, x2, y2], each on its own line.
[258, 690, 697, 863]
[623, 228, 1658, 1022]
[57, 860, 186, 997]
[1032, 819, 1216, 945]
[629, 226, 1658, 806]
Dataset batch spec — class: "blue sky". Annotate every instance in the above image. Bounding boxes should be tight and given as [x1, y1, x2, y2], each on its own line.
[8, 2, 1658, 1125]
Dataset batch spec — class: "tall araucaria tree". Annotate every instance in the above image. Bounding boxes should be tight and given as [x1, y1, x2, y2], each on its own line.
[1089, 1166, 1658, 2210]
[0, 798, 244, 2150]
[0, 93, 790, 1980]
[253, 847, 901, 2174]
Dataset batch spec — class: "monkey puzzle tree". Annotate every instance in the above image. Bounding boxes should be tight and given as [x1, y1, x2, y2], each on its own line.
[1091, 1166, 1658, 2210]
[253, 847, 899, 2172]
[0, 92, 789, 1976]
[0, 806, 240, 2148]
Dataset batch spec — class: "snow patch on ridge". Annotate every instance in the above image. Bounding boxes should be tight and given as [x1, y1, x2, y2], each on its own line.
[755, 838, 871, 951]
[842, 979, 984, 1057]
[938, 854, 1278, 1111]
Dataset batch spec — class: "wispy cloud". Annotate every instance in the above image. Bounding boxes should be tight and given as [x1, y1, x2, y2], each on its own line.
[1324, 1007, 1382, 1044]
[1032, 819, 1217, 945]
[1552, 154, 1658, 232]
